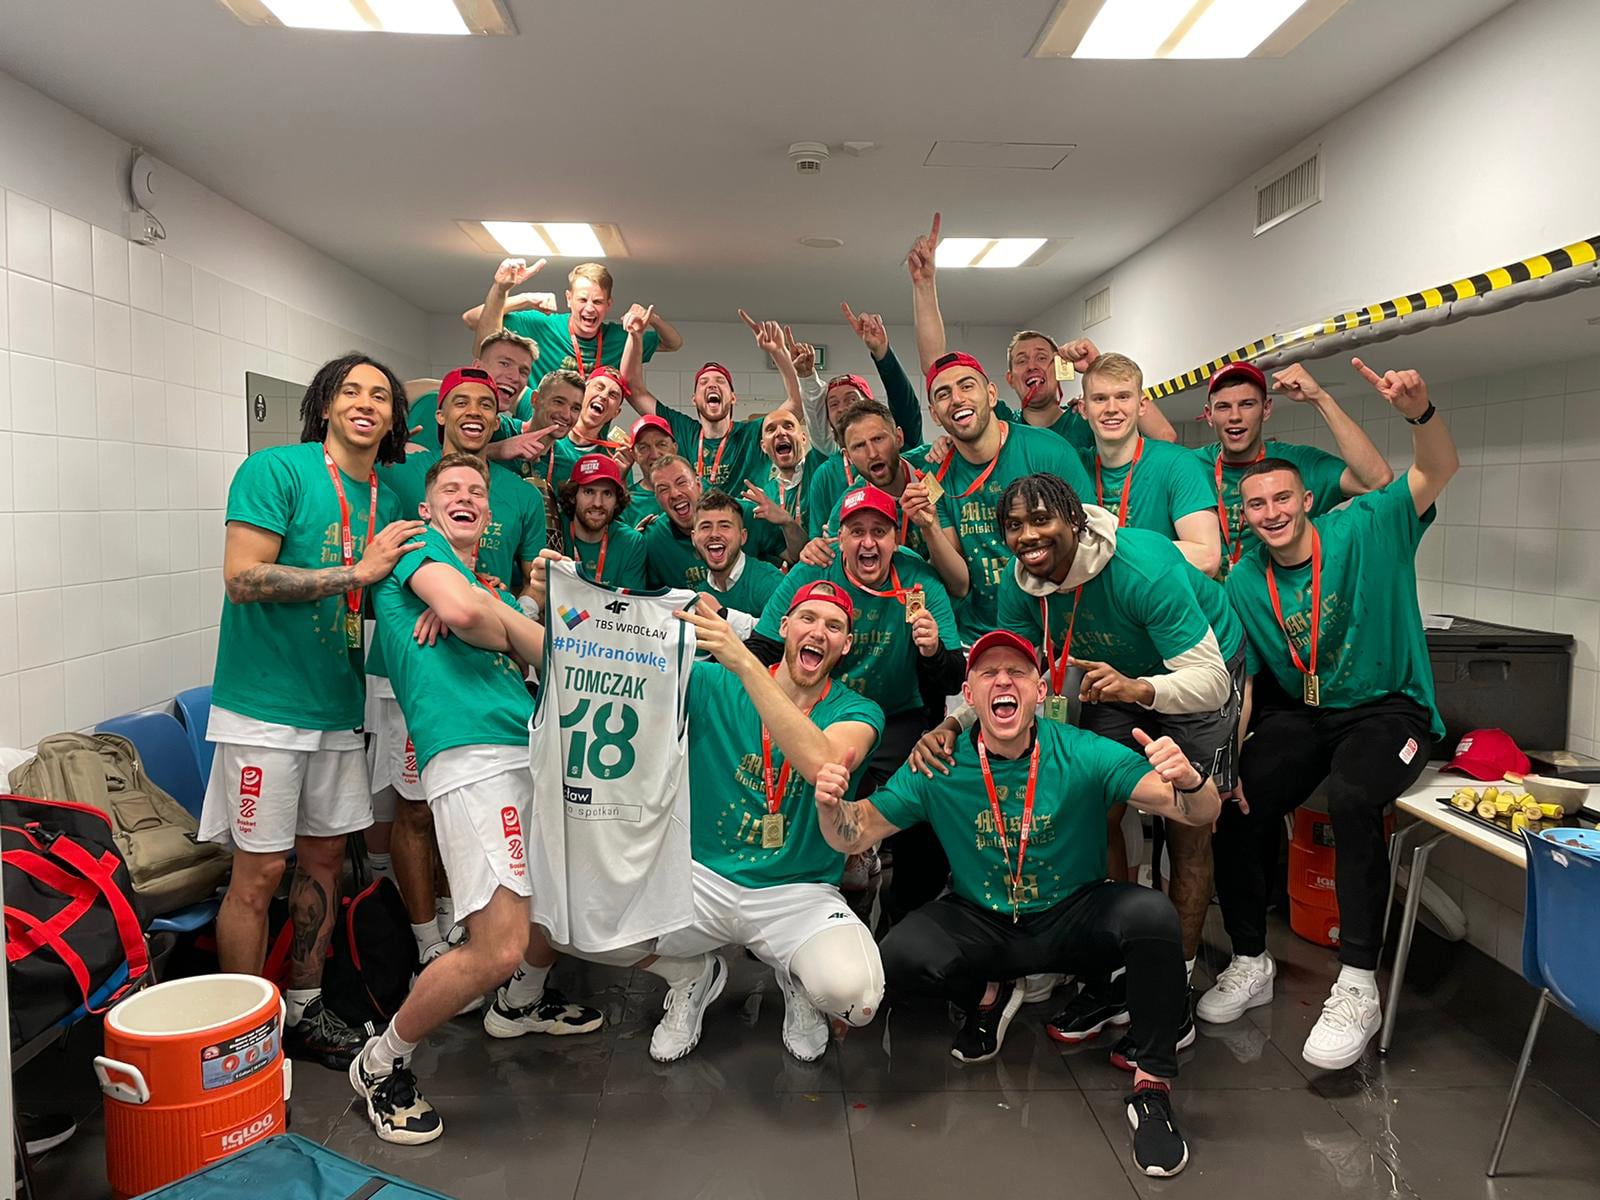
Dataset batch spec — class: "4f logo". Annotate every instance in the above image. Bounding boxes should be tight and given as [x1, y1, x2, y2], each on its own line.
[604, 599, 629, 614]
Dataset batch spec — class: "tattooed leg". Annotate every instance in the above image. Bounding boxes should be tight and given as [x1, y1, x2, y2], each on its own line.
[287, 834, 345, 989]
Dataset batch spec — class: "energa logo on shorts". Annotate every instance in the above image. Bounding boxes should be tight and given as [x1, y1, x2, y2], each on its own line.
[502, 805, 526, 877]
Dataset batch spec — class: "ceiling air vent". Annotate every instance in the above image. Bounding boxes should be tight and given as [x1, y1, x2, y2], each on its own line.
[1254, 148, 1322, 236]
[1084, 286, 1112, 328]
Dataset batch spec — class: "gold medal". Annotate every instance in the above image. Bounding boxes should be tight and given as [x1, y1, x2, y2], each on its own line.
[922, 470, 945, 504]
[761, 812, 786, 848]
[1054, 357, 1074, 382]
[346, 611, 362, 649]
[1303, 672, 1321, 707]
[904, 586, 926, 623]
[1043, 694, 1069, 723]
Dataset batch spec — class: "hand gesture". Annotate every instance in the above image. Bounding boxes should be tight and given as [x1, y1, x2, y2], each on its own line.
[799, 536, 837, 567]
[622, 303, 655, 337]
[494, 257, 546, 290]
[413, 608, 451, 647]
[1271, 363, 1326, 405]
[906, 212, 941, 287]
[814, 747, 859, 816]
[1070, 656, 1148, 706]
[508, 292, 559, 314]
[525, 547, 569, 613]
[908, 721, 959, 778]
[355, 520, 426, 586]
[674, 595, 748, 666]
[498, 422, 563, 462]
[899, 477, 939, 530]
[1059, 338, 1099, 373]
[743, 482, 794, 527]
[909, 605, 941, 656]
[841, 303, 889, 358]
[783, 327, 817, 376]
[1133, 728, 1201, 791]
[925, 435, 953, 465]
[1353, 357, 1429, 420]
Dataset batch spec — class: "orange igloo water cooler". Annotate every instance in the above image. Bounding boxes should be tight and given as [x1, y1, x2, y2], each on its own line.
[93, 974, 290, 1199]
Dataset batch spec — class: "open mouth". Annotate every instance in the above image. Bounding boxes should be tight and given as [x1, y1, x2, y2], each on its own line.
[586, 398, 609, 418]
[773, 434, 795, 456]
[670, 498, 694, 521]
[350, 415, 376, 435]
[797, 642, 825, 671]
[1018, 542, 1051, 570]
[1098, 414, 1127, 433]
[583, 506, 608, 524]
[446, 505, 478, 527]
[855, 545, 881, 573]
[1223, 425, 1249, 442]
[704, 385, 724, 404]
[867, 459, 893, 483]
[950, 404, 976, 429]
[1260, 516, 1292, 536]
[704, 537, 729, 561]
[989, 694, 1019, 721]
[459, 418, 487, 438]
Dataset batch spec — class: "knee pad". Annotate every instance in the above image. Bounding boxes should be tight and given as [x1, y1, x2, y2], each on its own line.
[795, 925, 885, 1026]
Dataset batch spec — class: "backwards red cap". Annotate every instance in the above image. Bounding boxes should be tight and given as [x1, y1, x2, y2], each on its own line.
[1444, 728, 1530, 782]
[838, 484, 899, 530]
[587, 365, 631, 400]
[631, 414, 673, 442]
[439, 366, 496, 403]
[572, 452, 625, 493]
[1207, 361, 1267, 397]
[925, 352, 988, 395]
[827, 373, 876, 402]
[787, 579, 855, 624]
[695, 362, 735, 390]
[966, 629, 1038, 677]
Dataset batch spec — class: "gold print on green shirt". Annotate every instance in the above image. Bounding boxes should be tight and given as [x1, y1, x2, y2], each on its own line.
[972, 807, 1056, 851]
[958, 500, 994, 537]
[480, 517, 506, 557]
[312, 519, 367, 650]
[1281, 590, 1347, 658]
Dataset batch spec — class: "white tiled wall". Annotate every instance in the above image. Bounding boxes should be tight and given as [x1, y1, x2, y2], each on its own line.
[0, 188, 430, 749]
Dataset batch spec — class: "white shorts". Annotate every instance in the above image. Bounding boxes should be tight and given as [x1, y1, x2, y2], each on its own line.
[430, 765, 534, 922]
[654, 862, 865, 976]
[199, 739, 372, 854]
[364, 692, 423, 804]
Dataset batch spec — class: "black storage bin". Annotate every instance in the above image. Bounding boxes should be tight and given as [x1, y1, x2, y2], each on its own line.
[1427, 616, 1574, 754]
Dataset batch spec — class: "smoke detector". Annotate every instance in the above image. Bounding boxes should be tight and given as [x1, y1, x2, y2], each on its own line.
[787, 142, 830, 175]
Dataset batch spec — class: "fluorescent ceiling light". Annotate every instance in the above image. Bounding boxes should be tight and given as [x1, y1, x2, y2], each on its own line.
[259, 0, 365, 31]
[1168, 0, 1308, 58]
[225, 0, 515, 35]
[936, 238, 1048, 269]
[475, 221, 614, 258]
[541, 223, 606, 258]
[365, 0, 470, 35]
[480, 222, 549, 255]
[1073, 0, 1192, 59]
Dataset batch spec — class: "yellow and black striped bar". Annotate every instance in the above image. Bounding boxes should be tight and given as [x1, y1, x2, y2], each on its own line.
[1142, 235, 1600, 403]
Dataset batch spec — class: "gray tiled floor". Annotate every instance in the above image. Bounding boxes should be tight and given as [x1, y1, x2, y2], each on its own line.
[21, 908, 1600, 1200]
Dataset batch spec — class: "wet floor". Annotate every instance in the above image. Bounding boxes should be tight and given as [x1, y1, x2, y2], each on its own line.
[21, 907, 1600, 1199]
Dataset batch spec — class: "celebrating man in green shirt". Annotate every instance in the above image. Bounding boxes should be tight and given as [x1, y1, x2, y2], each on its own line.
[813, 628, 1219, 1178]
[690, 491, 783, 636]
[803, 398, 933, 562]
[1202, 357, 1456, 1074]
[642, 454, 710, 590]
[1196, 360, 1394, 575]
[560, 452, 648, 589]
[203, 354, 420, 1070]
[741, 406, 826, 566]
[622, 414, 677, 526]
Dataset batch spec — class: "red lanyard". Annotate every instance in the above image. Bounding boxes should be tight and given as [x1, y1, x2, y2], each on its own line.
[1265, 526, 1322, 679]
[1095, 436, 1143, 528]
[936, 422, 1009, 498]
[1038, 588, 1083, 697]
[696, 429, 729, 486]
[1216, 446, 1265, 566]
[571, 326, 603, 379]
[322, 449, 378, 617]
[977, 733, 1041, 919]
[845, 564, 905, 603]
[570, 521, 608, 583]
[841, 459, 918, 542]
[761, 668, 831, 815]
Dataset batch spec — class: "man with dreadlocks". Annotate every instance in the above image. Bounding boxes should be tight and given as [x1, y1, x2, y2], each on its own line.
[203, 354, 422, 1070]
[912, 472, 1244, 1066]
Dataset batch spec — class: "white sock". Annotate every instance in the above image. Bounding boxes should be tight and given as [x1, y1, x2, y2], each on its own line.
[1237, 952, 1269, 967]
[1185, 958, 1196, 983]
[362, 1020, 418, 1078]
[1337, 964, 1379, 995]
[503, 962, 552, 1007]
[436, 897, 455, 931]
[645, 955, 708, 990]
[285, 987, 319, 1027]
[411, 920, 442, 956]
[367, 852, 392, 876]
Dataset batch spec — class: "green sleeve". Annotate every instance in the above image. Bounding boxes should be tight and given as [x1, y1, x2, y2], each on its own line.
[874, 345, 923, 447]
[641, 326, 661, 360]
[1096, 733, 1155, 813]
[1354, 472, 1434, 551]
[392, 536, 451, 591]
[1290, 444, 1350, 514]
[754, 562, 815, 640]
[1166, 447, 1220, 523]
[1225, 572, 1264, 677]
[615, 532, 650, 589]
[516, 483, 547, 563]
[1131, 567, 1212, 662]
[494, 413, 520, 442]
[868, 759, 929, 831]
[996, 399, 1020, 421]
[225, 450, 298, 535]
[513, 391, 535, 424]
[912, 564, 962, 650]
[502, 309, 553, 340]
[1041, 436, 1094, 501]
[661, 406, 700, 453]
[996, 570, 1043, 643]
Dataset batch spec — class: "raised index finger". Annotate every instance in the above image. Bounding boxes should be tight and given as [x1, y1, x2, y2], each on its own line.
[1351, 357, 1383, 387]
[840, 301, 858, 328]
[929, 212, 941, 244]
[737, 309, 760, 334]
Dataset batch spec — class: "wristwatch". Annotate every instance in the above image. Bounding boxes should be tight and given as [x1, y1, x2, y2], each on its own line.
[1405, 402, 1437, 426]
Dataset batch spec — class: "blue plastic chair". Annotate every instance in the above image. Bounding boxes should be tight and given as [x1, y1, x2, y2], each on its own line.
[1486, 831, 1600, 1175]
[94, 712, 221, 935]
[173, 685, 214, 784]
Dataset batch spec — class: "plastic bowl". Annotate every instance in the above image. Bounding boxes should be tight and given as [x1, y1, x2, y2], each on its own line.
[1522, 773, 1591, 815]
[1540, 827, 1600, 856]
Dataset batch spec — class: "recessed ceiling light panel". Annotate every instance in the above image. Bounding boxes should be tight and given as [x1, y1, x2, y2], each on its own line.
[458, 221, 628, 259]
[1029, 0, 1345, 60]
[935, 238, 1057, 269]
[220, 0, 515, 36]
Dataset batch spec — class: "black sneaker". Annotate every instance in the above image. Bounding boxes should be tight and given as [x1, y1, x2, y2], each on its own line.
[1109, 1012, 1197, 1071]
[19, 1112, 75, 1157]
[1125, 1080, 1189, 1176]
[349, 1042, 443, 1146]
[950, 979, 1024, 1064]
[482, 985, 604, 1039]
[1045, 983, 1130, 1046]
[285, 996, 366, 1069]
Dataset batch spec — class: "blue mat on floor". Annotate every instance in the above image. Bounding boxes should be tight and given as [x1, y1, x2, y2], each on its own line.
[134, 1133, 451, 1199]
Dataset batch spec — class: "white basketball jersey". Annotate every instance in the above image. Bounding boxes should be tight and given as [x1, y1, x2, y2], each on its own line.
[528, 562, 697, 951]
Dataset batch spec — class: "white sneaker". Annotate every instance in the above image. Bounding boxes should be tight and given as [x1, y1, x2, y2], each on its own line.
[777, 972, 828, 1063]
[1195, 954, 1275, 1024]
[649, 954, 727, 1063]
[1301, 983, 1381, 1071]
[1022, 973, 1068, 1005]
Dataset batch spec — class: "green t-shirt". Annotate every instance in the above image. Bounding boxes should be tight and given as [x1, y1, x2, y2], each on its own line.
[687, 663, 883, 889]
[502, 310, 660, 377]
[809, 446, 935, 563]
[660, 407, 768, 494]
[641, 515, 707, 590]
[745, 450, 830, 564]
[934, 422, 1095, 643]
[1192, 439, 1349, 577]
[374, 528, 532, 773]
[872, 722, 1149, 914]
[1225, 474, 1442, 737]
[214, 442, 399, 730]
[367, 450, 546, 679]
[1088, 437, 1215, 539]
[997, 529, 1243, 681]
[621, 472, 662, 527]
[705, 554, 784, 618]
[996, 399, 1095, 456]
[753, 550, 960, 717]
[565, 522, 649, 590]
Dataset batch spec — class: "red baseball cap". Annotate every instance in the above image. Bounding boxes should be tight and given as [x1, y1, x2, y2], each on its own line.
[827, 373, 876, 402]
[587, 365, 631, 400]
[695, 362, 734, 390]
[1444, 728, 1529, 781]
[1207, 361, 1267, 397]
[631, 414, 673, 442]
[787, 579, 855, 625]
[439, 366, 496, 403]
[966, 630, 1038, 677]
[838, 484, 899, 530]
[572, 452, 625, 494]
[925, 351, 988, 395]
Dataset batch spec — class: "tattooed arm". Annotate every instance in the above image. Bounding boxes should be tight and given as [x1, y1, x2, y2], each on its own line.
[813, 748, 901, 855]
[224, 519, 426, 604]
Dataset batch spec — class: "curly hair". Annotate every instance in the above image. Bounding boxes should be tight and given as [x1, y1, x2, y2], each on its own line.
[996, 472, 1089, 538]
[298, 353, 410, 466]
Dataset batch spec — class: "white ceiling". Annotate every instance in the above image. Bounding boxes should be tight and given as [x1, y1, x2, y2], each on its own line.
[0, 0, 1515, 323]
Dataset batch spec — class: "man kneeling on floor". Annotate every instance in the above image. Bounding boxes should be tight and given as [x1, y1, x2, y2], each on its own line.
[811, 630, 1219, 1178]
